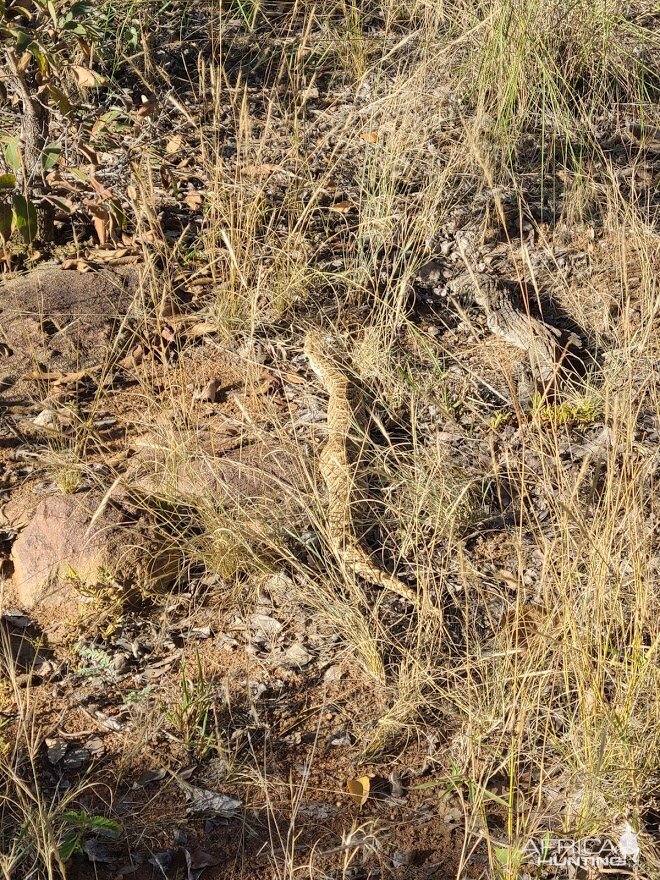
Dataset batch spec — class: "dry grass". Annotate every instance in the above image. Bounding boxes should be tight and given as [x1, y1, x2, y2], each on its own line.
[2, 0, 658, 877]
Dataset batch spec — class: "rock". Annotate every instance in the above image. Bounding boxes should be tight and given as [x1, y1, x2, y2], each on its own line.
[392, 851, 413, 869]
[0, 266, 138, 403]
[46, 737, 67, 764]
[249, 613, 283, 641]
[33, 409, 55, 427]
[284, 642, 312, 667]
[323, 664, 343, 684]
[83, 839, 115, 864]
[10, 493, 179, 610]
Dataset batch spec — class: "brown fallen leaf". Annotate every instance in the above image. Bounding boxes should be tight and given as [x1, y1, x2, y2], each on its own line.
[136, 98, 158, 119]
[328, 200, 355, 214]
[79, 143, 99, 166]
[193, 378, 221, 402]
[118, 344, 144, 370]
[183, 321, 220, 338]
[166, 134, 185, 153]
[241, 163, 283, 176]
[60, 258, 91, 271]
[88, 205, 110, 246]
[184, 192, 204, 209]
[161, 325, 177, 344]
[72, 65, 105, 88]
[347, 776, 370, 806]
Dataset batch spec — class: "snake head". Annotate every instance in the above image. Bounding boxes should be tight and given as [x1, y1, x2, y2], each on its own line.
[304, 329, 339, 358]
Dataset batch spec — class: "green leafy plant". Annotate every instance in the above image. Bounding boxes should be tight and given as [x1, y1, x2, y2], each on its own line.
[0, 0, 103, 245]
[58, 810, 121, 862]
[532, 393, 601, 426]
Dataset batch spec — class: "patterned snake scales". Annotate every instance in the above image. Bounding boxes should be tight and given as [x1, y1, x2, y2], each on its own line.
[304, 331, 419, 605]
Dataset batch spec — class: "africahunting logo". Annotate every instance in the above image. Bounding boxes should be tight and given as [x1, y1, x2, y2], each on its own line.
[523, 824, 640, 868]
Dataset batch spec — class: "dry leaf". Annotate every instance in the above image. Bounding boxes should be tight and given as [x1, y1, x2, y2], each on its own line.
[72, 65, 104, 88]
[184, 192, 204, 209]
[183, 321, 220, 338]
[359, 130, 379, 143]
[166, 134, 184, 153]
[241, 163, 282, 177]
[328, 200, 355, 214]
[136, 98, 158, 118]
[193, 378, 220, 403]
[347, 776, 370, 806]
[88, 205, 110, 245]
[118, 344, 144, 370]
[60, 258, 90, 271]
[79, 143, 98, 166]
[88, 177, 113, 199]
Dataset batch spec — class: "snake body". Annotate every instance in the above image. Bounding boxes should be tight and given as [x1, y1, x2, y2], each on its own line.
[304, 331, 418, 605]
